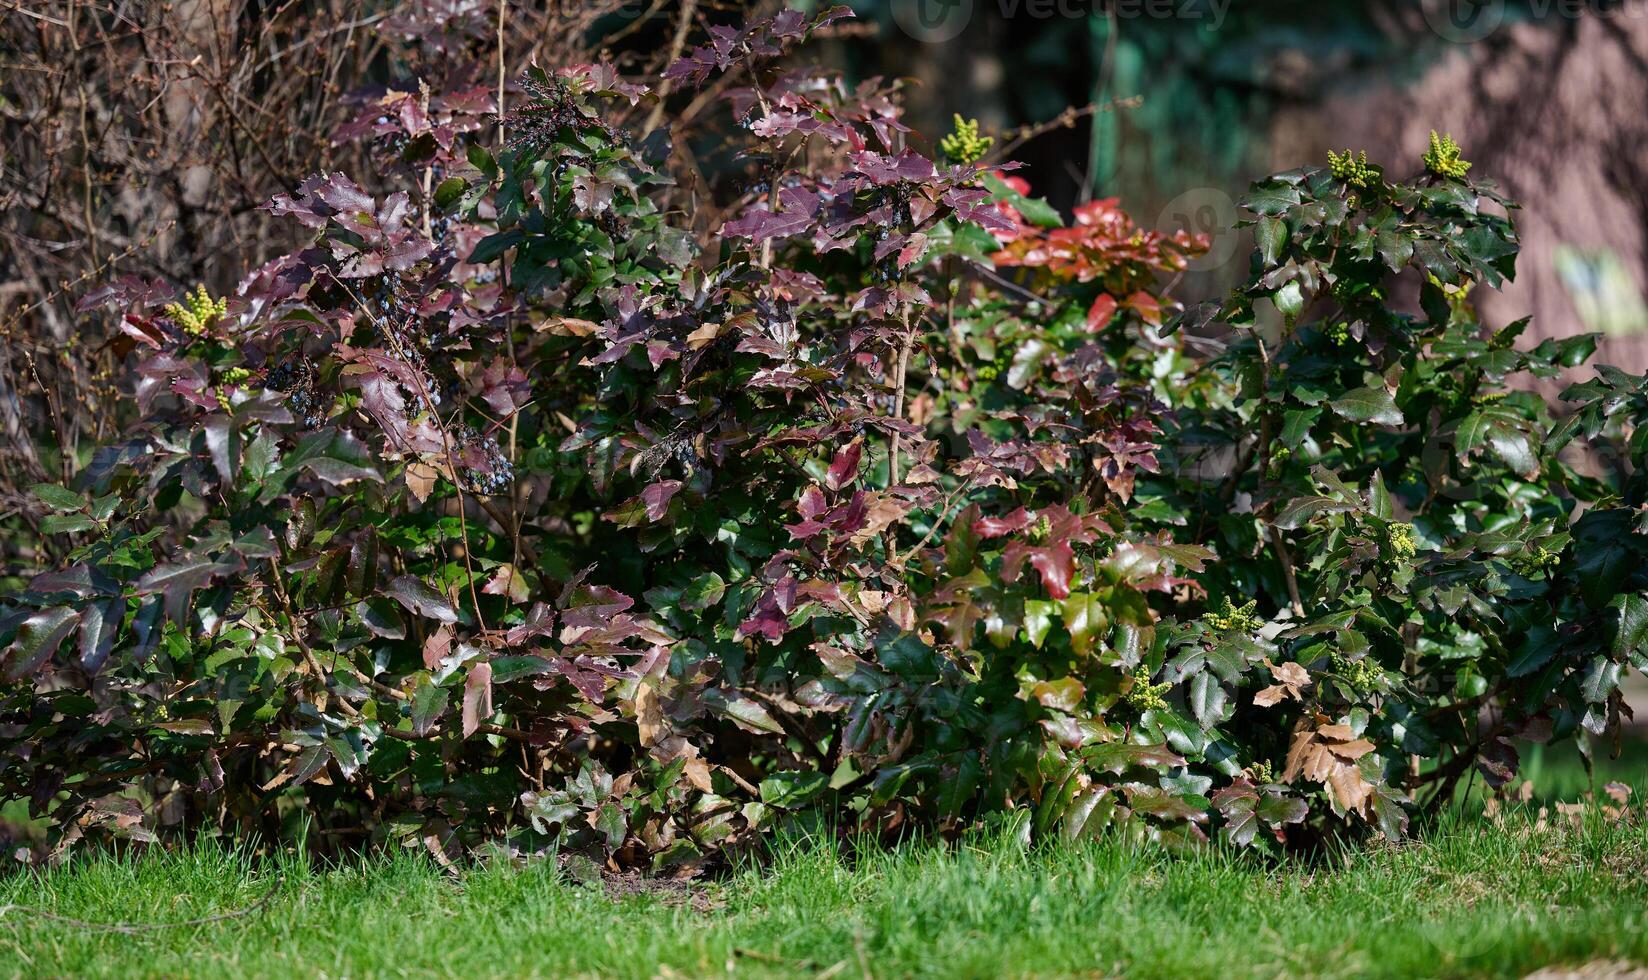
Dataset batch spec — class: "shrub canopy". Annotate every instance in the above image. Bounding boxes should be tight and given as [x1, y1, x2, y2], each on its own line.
[3, 8, 1646, 865]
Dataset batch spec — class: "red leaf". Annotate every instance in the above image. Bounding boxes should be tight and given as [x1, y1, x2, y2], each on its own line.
[422, 624, 453, 670]
[118, 314, 166, 349]
[738, 578, 799, 641]
[798, 486, 827, 519]
[826, 440, 864, 491]
[642, 480, 683, 521]
[974, 507, 1033, 539]
[1087, 293, 1118, 332]
[462, 662, 493, 738]
[1124, 290, 1162, 326]
[1002, 541, 1076, 600]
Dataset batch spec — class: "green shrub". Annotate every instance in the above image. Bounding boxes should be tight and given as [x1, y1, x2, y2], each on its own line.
[3, 9, 1644, 865]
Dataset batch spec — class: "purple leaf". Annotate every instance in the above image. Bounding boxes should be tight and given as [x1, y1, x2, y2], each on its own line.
[722, 188, 821, 244]
[825, 440, 863, 491]
[642, 480, 683, 521]
[463, 662, 493, 737]
[136, 559, 228, 623]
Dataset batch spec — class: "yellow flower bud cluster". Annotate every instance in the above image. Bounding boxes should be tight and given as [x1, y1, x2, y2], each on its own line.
[1331, 651, 1382, 691]
[1327, 149, 1381, 189]
[164, 284, 228, 337]
[1423, 130, 1471, 181]
[1123, 666, 1171, 712]
[1204, 597, 1263, 634]
[1384, 522, 1417, 562]
[1512, 545, 1561, 577]
[940, 115, 993, 166]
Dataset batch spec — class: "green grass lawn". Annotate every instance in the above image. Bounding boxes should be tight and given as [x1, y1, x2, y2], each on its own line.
[2, 741, 1645, 980]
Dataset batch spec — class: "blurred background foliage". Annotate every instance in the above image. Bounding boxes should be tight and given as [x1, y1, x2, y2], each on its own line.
[842, 0, 1648, 366]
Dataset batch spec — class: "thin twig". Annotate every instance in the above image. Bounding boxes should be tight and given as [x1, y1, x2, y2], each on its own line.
[1267, 525, 1305, 618]
[641, 0, 697, 137]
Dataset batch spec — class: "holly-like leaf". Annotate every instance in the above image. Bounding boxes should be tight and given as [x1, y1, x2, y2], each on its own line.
[31, 484, 84, 512]
[1329, 386, 1403, 427]
[826, 440, 863, 491]
[463, 661, 494, 737]
[1255, 216, 1287, 266]
[1608, 594, 1648, 659]
[680, 572, 726, 612]
[410, 680, 449, 736]
[3, 606, 80, 680]
[385, 575, 459, 623]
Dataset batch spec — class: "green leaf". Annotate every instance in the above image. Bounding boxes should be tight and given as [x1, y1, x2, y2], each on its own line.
[1580, 660, 1622, 704]
[1572, 510, 1635, 609]
[1061, 592, 1109, 657]
[1255, 216, 1287, 266]
[1274, 495, 1355, 530]
[31, 483, 83, 512]
[593, 802, 627, 849]
[384, 575, 459, 623]
[1272, 281, 1304, 323]
[936, 752, 983, 822]
[490, 655, 555, 684]
[3, 606, 80, 680]
[1329, 386, 1403, 426]
[467, 143, 498, 178]
[1024, 599, 1055, 649]
[701, 688, 784, 735]
[1366, 471, 1393, 521]
[759, 770, 829, 808]
[41, 514, 98, 535]
[1083, 742, 1186, 775]
[410, 680, 449, 736]
[134, 559, 223, 619]
[981, 172, 1061, 228]
[271, 431, 381, 496]
[877, 631, 940, 682]
[433, 177, 466, 210]
[354, 598, 406, 639]
[1484, 420, 1537, 478]
[680, 572, 726, 612]
[1608, 594, 1648, 660]
[1455, 409, 1492, 458]
[1506, 626, 1557, 678]
[1244, 183, 1301, 216]
[1279, 408, 1319, 448]
[77, 595, 121, 674]
[468, 230, 525, 265]
[1188, 672, 1228, 729]
[1374, 227, 1413, 272]
[1255, 792, 1308, 827]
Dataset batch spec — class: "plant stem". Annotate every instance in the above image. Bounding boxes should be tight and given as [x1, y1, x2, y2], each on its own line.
[889, 308, 914, 489]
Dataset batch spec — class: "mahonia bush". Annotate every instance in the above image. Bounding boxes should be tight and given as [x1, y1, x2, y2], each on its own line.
[4, 9, 1646, 866]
